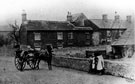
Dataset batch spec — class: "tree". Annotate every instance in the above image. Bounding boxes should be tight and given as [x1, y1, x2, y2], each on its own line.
[0, 35, 5, 47]
[9, 21, 20, 46]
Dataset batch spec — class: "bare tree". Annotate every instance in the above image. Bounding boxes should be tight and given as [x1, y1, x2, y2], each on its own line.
[9, 21, 20, 46]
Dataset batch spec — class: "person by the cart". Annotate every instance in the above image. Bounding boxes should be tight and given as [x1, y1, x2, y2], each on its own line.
[27, 45, 34, 56]
[46, 45, 53, 70]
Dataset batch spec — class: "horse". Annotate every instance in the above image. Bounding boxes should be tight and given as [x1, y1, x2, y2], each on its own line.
[35, 45, 53, 70]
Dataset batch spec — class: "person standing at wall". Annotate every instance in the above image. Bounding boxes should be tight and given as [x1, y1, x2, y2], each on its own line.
[96, 52, 105, 75]
[88, 53, 95, 73]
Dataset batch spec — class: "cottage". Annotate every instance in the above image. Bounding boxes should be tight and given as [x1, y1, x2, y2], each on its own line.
[20, 12, 93, 49]
[111, 26, 135, 58]
[89, 14, 133, 45]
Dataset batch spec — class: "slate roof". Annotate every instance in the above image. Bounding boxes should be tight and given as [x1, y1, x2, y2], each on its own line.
[25, 20, 75, 31]
[71, 13, 87, 22]
[23, 20, 93, 31]
[90, 19, 132, 29]
[112, 25, 135, 46]
[74, 27, 93, 30]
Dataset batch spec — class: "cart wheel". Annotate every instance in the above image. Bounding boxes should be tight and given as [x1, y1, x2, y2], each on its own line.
[14, 56, 26, 71]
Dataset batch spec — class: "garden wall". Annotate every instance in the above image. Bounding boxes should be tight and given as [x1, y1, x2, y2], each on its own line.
[52, 56, 135, 80]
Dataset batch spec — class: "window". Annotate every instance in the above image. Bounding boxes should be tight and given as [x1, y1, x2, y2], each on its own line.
[85, 32, 90, 39]
[57, 32, 63, 40]
[119, 30, 123, 36]
[107, 38, 112, 42]
[68, 32, 73, 39]
[34, 33, 41, 40]
[107, 30, 111, 37]
[101, 39, 106, 44]
[34, 42, 41, 50]
[85, 41, 90, 45]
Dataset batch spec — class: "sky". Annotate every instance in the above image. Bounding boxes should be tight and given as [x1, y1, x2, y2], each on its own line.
[1, 0, 135, 25]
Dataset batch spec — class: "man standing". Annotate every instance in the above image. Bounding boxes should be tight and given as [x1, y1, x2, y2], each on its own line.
[46, 45, 53, 70]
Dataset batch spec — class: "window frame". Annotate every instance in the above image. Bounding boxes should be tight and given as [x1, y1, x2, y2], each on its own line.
[68, 32, 73, 40]
[57, 32, 63, 40]
[34, 32, 41, 41]
[85, 32, 90, 40]
[107, 30, 111, 37]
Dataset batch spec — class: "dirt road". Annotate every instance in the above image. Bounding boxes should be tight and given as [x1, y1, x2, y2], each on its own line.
[0, 57, 134, 84]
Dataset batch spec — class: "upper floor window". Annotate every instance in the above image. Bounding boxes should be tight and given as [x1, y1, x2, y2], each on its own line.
[68, 32, 73, 39]
[85, 32, 90, 39]
[57, 32, 63, 40]
[34, 33, 41, 40]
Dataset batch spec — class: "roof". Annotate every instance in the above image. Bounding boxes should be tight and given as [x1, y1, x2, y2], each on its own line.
[25, 20, 75, 31]
[71, 13, 87, 22]
[111, 26, 135, 46]
[23, 18, 93, 31]
[90, 19, 132, 29]
[74, 27, 93, 30]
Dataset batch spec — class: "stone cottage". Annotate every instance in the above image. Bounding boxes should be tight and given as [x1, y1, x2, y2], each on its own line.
[20, 12, 93, 49]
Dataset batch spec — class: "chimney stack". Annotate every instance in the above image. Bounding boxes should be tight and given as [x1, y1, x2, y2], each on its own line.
[126, 15, 132, 23]
[22, 10, 27, 24]
[102, 14, 108, 22]
[67, 12, 72, 22]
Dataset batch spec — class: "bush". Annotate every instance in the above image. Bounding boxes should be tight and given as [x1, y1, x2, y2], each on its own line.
[0, 45, 15, 57]
[0, 34, 12, 47]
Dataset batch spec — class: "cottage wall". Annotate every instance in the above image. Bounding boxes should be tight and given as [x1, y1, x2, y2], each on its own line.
[26, 31, 93, 48]
[41, 31, 57, 48]
[20, 26, 27, 45]
[99, 30, 106, 44]
[99, 29, 125, 45]
[123, 45, 135, 58]
[27, 31, 34, 48]
[112, 45, 135, 59]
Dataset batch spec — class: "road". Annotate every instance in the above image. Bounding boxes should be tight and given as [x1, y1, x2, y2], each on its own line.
[0, 57, 134, 84]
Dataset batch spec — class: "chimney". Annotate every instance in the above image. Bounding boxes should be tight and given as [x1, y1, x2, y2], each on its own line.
[22, 10, 27, 24]
[102, 14, 108, 22]
[115, 15, 120, 21]
[67, 12, 72, 22]
[126, 15, 132, 23]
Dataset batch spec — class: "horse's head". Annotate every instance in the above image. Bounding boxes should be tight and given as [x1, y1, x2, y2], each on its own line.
[39, 49, 49, 57]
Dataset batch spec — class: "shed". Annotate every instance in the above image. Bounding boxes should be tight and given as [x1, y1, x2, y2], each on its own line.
[111, 26, 135, 58]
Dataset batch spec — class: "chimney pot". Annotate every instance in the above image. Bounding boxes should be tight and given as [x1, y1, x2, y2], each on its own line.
[126, 15, 132, 23]
[22, 10, 27, 24]
[102, 14, 108, 22]
[115, 15, 120, 21]
[67, 12, 72, 22]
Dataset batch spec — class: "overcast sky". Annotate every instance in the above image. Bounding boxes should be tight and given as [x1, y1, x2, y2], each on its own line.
[1, 0, 135, 25]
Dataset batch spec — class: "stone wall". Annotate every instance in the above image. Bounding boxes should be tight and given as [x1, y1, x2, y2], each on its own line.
[52, 56, 89, 71]
[52, 56, 135, 80]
